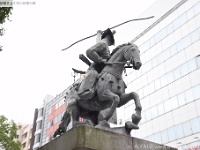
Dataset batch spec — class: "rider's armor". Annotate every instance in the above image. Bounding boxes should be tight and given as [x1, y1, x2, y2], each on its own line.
[77, 29, 115, 100]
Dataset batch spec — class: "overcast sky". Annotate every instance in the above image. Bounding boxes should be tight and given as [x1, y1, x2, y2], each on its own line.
[0, 0, 157, 124]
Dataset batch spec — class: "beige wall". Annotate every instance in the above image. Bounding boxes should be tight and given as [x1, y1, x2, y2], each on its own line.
[15, 123, 33, 150]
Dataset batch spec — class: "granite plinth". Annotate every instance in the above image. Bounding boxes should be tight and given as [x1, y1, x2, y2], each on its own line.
[38, 125, 177, 150]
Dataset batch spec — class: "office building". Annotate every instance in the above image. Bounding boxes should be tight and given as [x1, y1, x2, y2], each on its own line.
[32, 95, 54, 150]
[32, 77, 84, 149]
[15, 123, 33, 150]
[116, 0, 200, 149]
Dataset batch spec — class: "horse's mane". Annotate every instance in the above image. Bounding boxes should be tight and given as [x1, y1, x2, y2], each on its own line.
[110, 43, 132, 56]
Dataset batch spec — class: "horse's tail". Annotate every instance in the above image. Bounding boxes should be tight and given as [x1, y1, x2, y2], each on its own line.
[53, 111, 71, 138]
[61, 111, 71, 128]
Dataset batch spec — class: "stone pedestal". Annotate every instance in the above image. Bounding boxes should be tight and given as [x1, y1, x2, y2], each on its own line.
[38, 125, 177, 150]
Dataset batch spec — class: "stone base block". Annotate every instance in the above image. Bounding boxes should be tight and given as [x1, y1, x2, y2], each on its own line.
[38, 125, 177, 150]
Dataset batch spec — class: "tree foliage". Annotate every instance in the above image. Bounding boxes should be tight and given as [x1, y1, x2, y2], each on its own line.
[0, 115, 21, 150]
[0, 7, 13, 51]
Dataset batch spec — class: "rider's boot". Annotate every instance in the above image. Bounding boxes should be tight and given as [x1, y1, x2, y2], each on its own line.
[78, 69, 98, 100]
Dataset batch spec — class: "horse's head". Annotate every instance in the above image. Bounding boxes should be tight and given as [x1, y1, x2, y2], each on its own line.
[64, 82, 80, 106]
[124, 43, 142, 70]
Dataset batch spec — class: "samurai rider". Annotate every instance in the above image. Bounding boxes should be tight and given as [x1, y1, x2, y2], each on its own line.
[53, 28, 115, 138]
[77, 28, 116, 100]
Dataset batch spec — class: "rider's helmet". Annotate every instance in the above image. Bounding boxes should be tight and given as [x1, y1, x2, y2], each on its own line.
[101, 28, 116, 46]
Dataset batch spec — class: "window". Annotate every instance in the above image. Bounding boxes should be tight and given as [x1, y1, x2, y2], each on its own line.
[140, 41, 150, 53]
[190, 118, 200, 133]
[172, 18, 180, 31]
[124, 105, 134, 120]
[180, 63, 189, 76]
[151, 106, 158, 119]
[164, 99, 172, 112]
[154, 132, 162, 143]
[148, 82, 155, 94]
[169, 44, 177, 56]
[147, 134, 155, 142]
[170, 96, 178, 110]
[51, 120, 54, 126]
[176, 35, 191, 52]
[161, 130, 169, 144]
[183, 121, 192, 136]
[192, 85, 200, 100]
[59, 98, 65, 107]
[168, 71, 175, 84]
[185, 89, 194, 103]
[58, 113, 63, 122]
[155, 31, 162, 43]
[37, 108, 43, 118]
[22, 142, 26, 148]
[186, 8, 194, 20]
[55, 103, 59, 109]
[160, 28, 168, 41]
[167, 23, 174, 35]
[152, 57, 158, 68]
[159, 49, 170, 62]
[194, 2, 200, 15]
[23, 132, 27, 138]
[47, 121, 51, 128]
[145, 109, 152, 121]
[34, 134, 41, 144]
[46, 136, 50, 143]
[178, 93, 186, 106]
[36, 121, 42, 130]
[140, 110, 146, 123]
[149, 36, 156, 47]
[174, 67, 181, 80]
[178, 13, 187, 26]
[160, 75, 168, 87]
[157, 103, 165, 115]
[168, 127, 176, 141]
[158, 53, 163, 64]
[174, 124, 184, 139]
[187, 59, 197, 73]
[54, 116, 58, 124]
[48, 108, 52, 115]
[154, 78, 161, 91]
[196, 55, 200, 67]
[190, 30, 199, 43]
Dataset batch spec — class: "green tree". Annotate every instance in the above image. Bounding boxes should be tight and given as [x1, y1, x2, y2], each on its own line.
[0, 7, 13, 51]
[0, 115, 21, 150]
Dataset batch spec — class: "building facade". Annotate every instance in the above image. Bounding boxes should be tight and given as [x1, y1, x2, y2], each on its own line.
[32, 95, 54, 150]
[15, 123, 33, 150]
[41, 91, 66, 145]
[32, 77, 84, 149]
[117, 0, 200, 149]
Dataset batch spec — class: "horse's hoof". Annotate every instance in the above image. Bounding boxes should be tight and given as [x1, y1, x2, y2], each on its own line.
[125, 121, 139, 133]
[132, 113, 141, 125]
[96, 120, 110, 129]
[73, 121, 81, 126]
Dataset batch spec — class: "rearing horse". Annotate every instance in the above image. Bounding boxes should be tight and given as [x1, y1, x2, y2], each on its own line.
[53, 43, 142, 137]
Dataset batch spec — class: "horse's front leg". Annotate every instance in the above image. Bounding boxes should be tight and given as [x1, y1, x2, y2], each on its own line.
[70, 105, 81, 126]
[98, 89, 120, 122]
[119, 92, 142, 130]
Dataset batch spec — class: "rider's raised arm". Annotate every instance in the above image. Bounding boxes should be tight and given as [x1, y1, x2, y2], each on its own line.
[96, 30, 103, 43]
[86, 41, 107, 63]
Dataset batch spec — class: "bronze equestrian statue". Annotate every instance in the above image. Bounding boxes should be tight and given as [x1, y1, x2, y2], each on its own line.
[53, 29, 142, 138]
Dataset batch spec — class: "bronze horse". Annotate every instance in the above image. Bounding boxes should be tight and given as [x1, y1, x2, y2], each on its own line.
[53, 43, 142, 137]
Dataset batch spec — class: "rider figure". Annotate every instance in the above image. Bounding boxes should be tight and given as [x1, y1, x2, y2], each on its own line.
[78, 28, 116, 100]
